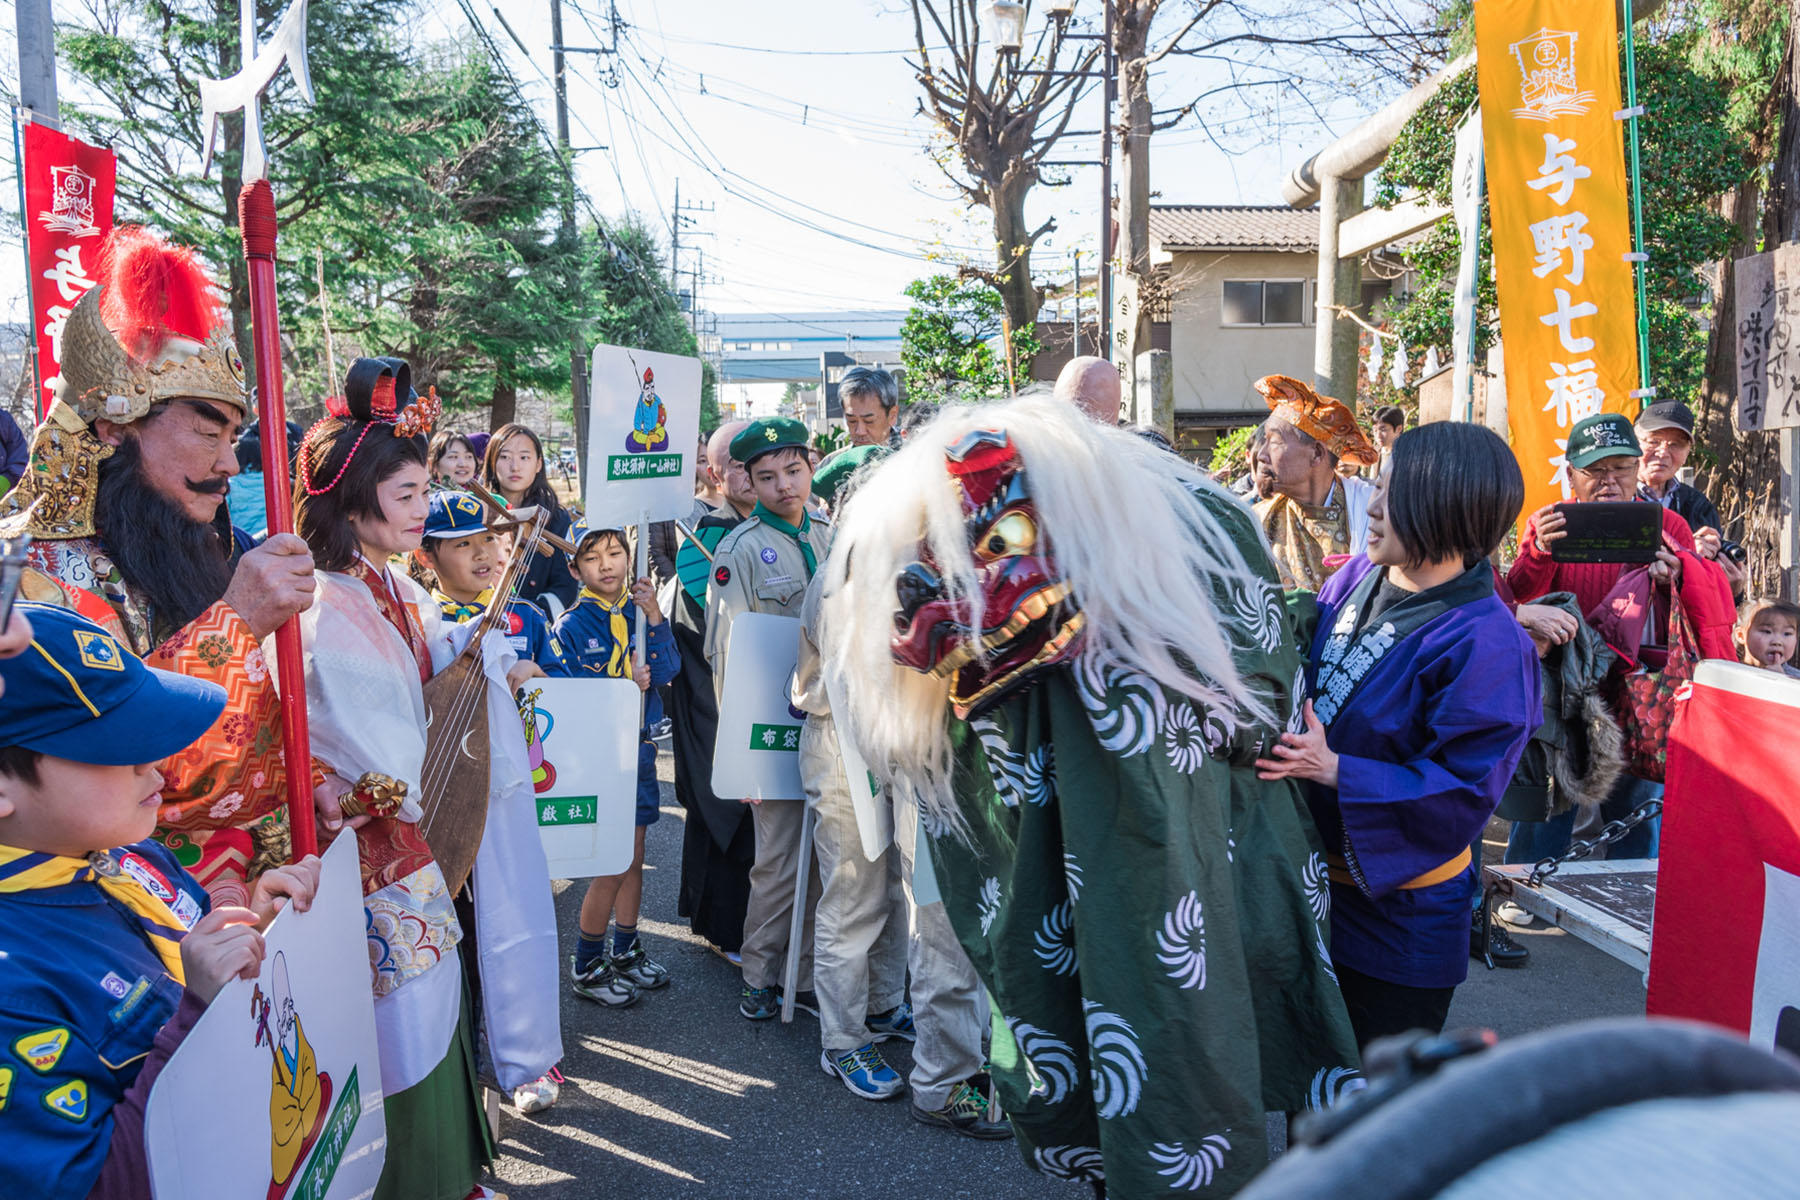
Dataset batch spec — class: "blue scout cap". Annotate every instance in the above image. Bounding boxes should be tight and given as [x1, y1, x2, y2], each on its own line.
[0, 604, 227, 765]
[568, 520, 627, 557]
[424, 491, 491, 539]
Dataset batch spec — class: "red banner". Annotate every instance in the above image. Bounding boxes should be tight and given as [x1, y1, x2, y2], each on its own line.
[19, 118, 116, 417]
[1648, 661, 1800, 1053]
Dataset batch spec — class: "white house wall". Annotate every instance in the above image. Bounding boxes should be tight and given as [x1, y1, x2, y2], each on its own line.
[1167, 249, 1320, 416]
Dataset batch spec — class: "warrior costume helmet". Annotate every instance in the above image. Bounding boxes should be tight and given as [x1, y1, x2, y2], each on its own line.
[1, 227, 247, 540]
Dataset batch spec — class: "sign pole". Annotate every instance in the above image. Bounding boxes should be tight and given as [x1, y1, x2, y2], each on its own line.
[1621, 0, 1653, 410]
[199, 0, 318, 860]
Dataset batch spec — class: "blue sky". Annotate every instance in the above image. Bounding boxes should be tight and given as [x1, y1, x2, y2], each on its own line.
[4, 0, 1415, 338]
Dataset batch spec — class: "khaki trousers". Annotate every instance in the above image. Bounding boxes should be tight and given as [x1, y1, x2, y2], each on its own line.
[801, 716, 988, 1108]
[739, 795, 819, 992]
[801, 717, 908, 1053]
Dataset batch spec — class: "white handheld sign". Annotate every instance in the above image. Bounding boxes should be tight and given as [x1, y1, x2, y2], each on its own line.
[584, 343, 703, 529]
[146, 835, 386, 1200]
[824, 666, 891, 860]
[519, 676, 642, 879]
[712, 612, 805, 801]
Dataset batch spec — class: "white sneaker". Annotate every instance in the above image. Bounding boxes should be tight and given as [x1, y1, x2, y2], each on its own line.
[1495, 900, 1536, 928]
[511, 1066, 563, 1114]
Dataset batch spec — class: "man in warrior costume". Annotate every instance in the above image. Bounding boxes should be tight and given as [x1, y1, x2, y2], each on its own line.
[820, 394, 1362, 1196]
[0, 227, 316, 906]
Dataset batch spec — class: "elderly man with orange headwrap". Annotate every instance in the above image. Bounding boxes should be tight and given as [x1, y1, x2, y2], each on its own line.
[1253, 375, 1381, 592]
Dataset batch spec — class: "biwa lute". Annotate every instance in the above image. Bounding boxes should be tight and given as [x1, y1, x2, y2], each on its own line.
[418, 503, 558, 892]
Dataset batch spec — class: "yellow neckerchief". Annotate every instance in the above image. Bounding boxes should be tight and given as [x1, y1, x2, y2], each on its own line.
[435, 586, 495, 624]
[0, 844, 191, 984]
[578, 587, 631, 677]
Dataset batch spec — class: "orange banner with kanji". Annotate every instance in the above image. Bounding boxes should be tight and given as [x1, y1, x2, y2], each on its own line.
[1476, 0, 1639, 523]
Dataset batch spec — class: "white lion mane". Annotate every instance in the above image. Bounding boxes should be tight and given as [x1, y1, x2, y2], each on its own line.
[817, 392, 1273, 835]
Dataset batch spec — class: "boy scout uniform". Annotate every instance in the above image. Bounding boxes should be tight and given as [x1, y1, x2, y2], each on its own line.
[704, 418, 831, 997]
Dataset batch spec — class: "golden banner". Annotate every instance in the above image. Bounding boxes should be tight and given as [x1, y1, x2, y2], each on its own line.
[1475, 0, 1640, 524]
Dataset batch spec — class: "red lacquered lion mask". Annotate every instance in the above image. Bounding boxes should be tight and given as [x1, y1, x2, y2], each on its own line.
[890, 429, 1085, 719]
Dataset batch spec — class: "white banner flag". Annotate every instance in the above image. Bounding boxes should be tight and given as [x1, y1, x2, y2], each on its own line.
[1451, 105, 1485, 422]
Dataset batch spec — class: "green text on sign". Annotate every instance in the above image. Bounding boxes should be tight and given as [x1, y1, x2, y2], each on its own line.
[538, 797, 599, 826]
[294, 1064, 361, 1200]
[749, 724, 802, 752]
[607, 453, 684, 481]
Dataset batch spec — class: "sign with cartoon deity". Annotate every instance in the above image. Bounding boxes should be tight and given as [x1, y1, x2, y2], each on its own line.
[146, 836, 385, 1200]
[585, 343, 703, 529]
[519, 676, 642, 879]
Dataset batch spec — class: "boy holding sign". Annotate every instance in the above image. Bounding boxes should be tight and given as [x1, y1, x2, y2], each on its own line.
[0, 604, 319, 1200]
[555, 524, 681, 1005]
[706, 418, 832, 1021]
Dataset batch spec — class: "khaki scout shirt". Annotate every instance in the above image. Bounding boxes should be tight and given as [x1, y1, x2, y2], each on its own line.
[704, 511, 832, 705]
[790, 574, 829, 719]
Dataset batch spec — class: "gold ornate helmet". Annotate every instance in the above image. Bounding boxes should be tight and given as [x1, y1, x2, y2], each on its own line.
[3, 227, 248, 540]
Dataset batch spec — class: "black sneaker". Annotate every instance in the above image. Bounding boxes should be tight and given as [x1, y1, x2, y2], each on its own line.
[611, 943, 671, 990]
[789, 987, 820, 1017]
[1472, 908, 1530, 967]
[911, 1078, 1013, 1140]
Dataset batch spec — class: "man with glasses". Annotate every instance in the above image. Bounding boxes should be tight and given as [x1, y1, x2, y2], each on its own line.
[1505, 413, 1736, 863]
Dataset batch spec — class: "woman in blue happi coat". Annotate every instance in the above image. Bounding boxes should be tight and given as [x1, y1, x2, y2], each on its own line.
[1258, 421, 1542, 1050]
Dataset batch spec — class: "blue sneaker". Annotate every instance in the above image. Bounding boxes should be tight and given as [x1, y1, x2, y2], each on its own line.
[740, 985, 779, 1020]
[867, 1002, 916, 1044]
[821, 1043, 906, 1100]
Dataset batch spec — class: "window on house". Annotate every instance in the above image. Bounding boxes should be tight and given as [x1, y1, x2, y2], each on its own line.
[1221, 280, 1310, 327]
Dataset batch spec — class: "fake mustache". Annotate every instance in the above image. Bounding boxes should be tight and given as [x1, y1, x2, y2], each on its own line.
[187, 477, 230, 496]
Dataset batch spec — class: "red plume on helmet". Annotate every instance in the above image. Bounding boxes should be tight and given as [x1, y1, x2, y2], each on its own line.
[94, 226, 223, 364]
[643, 367, 655, 385]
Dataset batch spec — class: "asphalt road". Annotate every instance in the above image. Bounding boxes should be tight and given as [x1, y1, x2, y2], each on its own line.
[488, 763, 1647, 1199]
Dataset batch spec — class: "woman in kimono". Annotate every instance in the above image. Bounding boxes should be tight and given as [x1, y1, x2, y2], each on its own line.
[291, 359, 513, 1200]
[1258, 421, 1541, 1050]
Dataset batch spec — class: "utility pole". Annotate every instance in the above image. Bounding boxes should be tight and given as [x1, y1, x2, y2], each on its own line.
[671, 178, 681, 291]
[549, 0, 591, 481]
[16, 0, 58, 122]
[1099, 0, 1115, 357]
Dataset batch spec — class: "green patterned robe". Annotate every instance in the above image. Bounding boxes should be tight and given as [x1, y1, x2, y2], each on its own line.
[926, 493, 1362, 1196]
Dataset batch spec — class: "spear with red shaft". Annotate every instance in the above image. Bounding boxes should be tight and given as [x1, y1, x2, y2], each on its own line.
[199, 0, 318, 860]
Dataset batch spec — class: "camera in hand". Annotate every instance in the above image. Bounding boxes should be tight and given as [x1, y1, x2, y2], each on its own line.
[1721, 540, 1748, 565]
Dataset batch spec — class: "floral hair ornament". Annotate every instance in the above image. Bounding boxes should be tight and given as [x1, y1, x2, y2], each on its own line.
[299, 356, 441, 495]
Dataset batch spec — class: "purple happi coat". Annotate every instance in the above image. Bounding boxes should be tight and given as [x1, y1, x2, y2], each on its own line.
[1305, 555, 1542, 988]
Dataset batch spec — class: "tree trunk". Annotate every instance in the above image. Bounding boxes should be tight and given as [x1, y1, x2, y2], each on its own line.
[1695, 178, 1783, 595]
[990, 169, 1042, 377]
[1114, 2, 1156, 411]
[490, 375, 518, 432]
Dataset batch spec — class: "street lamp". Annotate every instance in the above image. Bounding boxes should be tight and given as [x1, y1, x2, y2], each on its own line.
[1044, 0, 1078, 19]
[984, 1, 1027, 54]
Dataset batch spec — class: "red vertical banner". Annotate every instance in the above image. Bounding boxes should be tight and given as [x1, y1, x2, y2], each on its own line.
[1648, 661, 1800, 1049]
[18, 117, 117, 418]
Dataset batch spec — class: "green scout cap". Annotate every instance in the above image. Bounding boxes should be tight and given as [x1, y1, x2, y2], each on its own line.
[731, 417, 810, 467]
[811, 444, 887, 505]
[1565, 413, 1641, 469]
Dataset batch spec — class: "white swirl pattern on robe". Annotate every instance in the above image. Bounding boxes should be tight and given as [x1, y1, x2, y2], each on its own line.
[1033, 1145, 1106, 1182]
[1073, 650, 1166, 756]
[973, 717, 1028, 808]
[1150, 1136, 1232, 1191]
[977, 876, 1002, 935]
[1083, 999, 1147, 1119]
[1063, 850, 1084, 902]
[1306, 1065, 1368, 1112]
[1155, 891, 1208, 990]
[1034, 901, 1079, 975]
[1006, 1016, 1080, 1104]
[1303, 853, 1329, 922]
[1233, 575, 1286, 654]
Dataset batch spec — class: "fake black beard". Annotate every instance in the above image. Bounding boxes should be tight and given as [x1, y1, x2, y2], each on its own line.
[94, 437, 234, 639]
